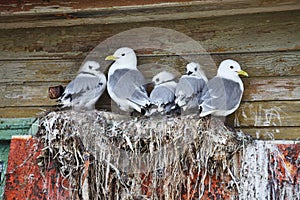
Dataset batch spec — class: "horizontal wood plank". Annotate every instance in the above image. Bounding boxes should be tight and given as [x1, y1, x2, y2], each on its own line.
[240, 127, 300, 140]
[1, 81, 299, 127]
[0, 83, 111, 108]
[0, 107, 48, 118]
[1, 51, 299, 83]
[1, 76, 299, 108]
[0, 118, 37, 139]
[1, 0, 299, 15]
[0, 60, 82, 83]
[0, 0, 299, 29]
[242, 76, 300, 101]
[0, 10, 299, 60]
[234, 101, 300, 127]
[210, 52, 300, 77]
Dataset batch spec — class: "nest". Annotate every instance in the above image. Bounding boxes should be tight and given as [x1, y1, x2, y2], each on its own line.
[37, 110, 252, 199]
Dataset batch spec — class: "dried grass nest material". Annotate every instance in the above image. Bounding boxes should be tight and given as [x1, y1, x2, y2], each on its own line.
[37, 110, 253, 199]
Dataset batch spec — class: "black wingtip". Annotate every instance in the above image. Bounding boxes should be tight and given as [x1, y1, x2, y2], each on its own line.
[141, 108, 146, 115]
[199, 105, 203, 113]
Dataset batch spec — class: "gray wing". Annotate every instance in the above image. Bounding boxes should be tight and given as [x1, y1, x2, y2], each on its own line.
[175, 76, 207, 106]
[223, 79, 243, 110]
[109, 68, 150, 106]
[73, 78, 106, 101]
[66, 74, 101, 94]
[60, 73, 106, 106]
[201, 77, 242, 111]
[176, 76, 206, 97]
[150, 85, 175, 105]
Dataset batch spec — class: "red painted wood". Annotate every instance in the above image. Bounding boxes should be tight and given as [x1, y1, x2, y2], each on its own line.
[4, 137, 299, 199]
[4, 136, 70, 200]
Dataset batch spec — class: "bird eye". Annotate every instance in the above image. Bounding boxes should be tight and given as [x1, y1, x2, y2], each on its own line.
[89, 65, 93, 69]
[156, 78, 159, 82]
[121, 53, 125, 56]
[230, 66, 234, 69]
[194, 67, 197, 71]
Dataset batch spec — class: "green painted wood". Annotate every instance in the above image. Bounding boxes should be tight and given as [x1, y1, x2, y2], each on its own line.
[0, 118, 38, 140]
[0, 118, 38, 199]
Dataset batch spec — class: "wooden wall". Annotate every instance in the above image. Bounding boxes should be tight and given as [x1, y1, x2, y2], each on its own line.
[0, 0, 299, 139]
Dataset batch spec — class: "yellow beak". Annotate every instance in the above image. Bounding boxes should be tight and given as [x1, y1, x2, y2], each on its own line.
[105, 55, 118, 61]
[237, 70, 249, 77]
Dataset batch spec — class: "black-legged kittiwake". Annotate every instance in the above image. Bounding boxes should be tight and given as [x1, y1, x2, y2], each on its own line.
[105, 47, 151, 114]
[58, 61, 107, 110]
[199, 59, 248, 117]
[149, 71, 177, 115]
[175, 62, 208, 112]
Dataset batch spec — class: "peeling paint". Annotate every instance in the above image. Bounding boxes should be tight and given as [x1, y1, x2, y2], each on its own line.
[240, 141, 300, 200]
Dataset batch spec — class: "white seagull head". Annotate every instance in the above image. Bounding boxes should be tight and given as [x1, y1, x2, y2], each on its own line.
[105, 47, 137, 68]
[185, 62, 208, 82]
[217, 59, 248, 81]
[80, 60, 101, 74]
[152, 71, 176, 85]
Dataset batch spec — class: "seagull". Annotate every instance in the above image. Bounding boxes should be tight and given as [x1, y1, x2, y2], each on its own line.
[149, 71, 177, 115]
[58, 61, 106, 110]
[199, 59, 248, 117]
[105, 47, 151, 114]
[174, 62, 208, 112]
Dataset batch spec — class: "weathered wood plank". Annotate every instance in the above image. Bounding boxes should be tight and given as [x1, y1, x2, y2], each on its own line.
[1, 51, 300, 83]
[1, 113, 299, 141]
[210, 52, 300, 77]
[234, 101, 300, 127]
[0, 118, 37, 140]
[242, 76, 300, 101]
[0, 60, 82, 83]
[0, 10, 299, 60]
[240, 127, 300, 140]
[0, 82, 111, 108]
[0, 0, 299, 29]
[0, 0, 204, 14]
[1, 76, 298, 108]
[0, 107, 50, 118]
[1, 78, 299, 127]
[140, 51, 300, 78]
[1, 0, 298, 15]
[0, 83, 60, 107]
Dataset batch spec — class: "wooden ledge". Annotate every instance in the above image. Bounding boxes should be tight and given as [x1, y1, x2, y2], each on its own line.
[0, 0, 299, 29]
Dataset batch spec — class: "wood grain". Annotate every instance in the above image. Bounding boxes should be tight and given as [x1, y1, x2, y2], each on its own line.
[1, 51, 299, 83]
[234, 101, 300, 127]
[1, 79, 299, 127]
[1, 0, 298, 14]
[0, 76, 298, 108]
[240, 127, 300, 140]
[0, 0, 299, 29]
[0, 107, 49, 118]
[1, 100, 300, 127]
[0, 60, 82, 83]
[242, 76, 300, 101]
[0, 10, 299, 60]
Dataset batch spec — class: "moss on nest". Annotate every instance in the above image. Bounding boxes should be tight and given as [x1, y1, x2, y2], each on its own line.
[37, 110, 252, 199]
